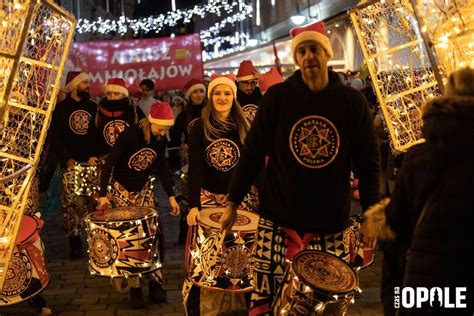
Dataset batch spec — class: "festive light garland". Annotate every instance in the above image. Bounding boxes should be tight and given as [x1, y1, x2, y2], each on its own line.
[76, 0, 252, 36]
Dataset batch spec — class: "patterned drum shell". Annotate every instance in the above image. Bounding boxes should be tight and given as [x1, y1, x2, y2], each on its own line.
[85, 207, 160, 277]
[348, 216, 376, 270]
[273, 250, 359, 315]
[186, 207, 259, 292]
[1, 215, 49, 306]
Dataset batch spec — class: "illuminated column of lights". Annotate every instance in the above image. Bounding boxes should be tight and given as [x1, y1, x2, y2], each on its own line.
[0, 0, 76, 292]
[349, 0, 442, 153]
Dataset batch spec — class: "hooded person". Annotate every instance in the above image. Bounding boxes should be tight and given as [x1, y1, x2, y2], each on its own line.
[96, 77, 145, 156]
[97, 101, 180, 309]
[49, 71, 100, 260]
[363, 67, 474, 316]
[236, 60, 262, 121]
[169, 78, 208, 245]
[221, 20, 380, 315]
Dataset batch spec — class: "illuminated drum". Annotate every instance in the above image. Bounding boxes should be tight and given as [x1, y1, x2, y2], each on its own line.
[273, 250, 359, 315]
[73, 163, 99, 196]
[0, 215, 49, 306]
[85, 207, 160, 277]
[186, 207, 259, 292]
[348, 216, 376, 270]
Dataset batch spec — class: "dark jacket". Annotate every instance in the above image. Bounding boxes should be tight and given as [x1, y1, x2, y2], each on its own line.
[99, 124, 174, 197]
[385, 95, 474, 314]
[188, 118, 244, 209]
[168, 102, 204, 147]
[96, 98, 145, 156]
[228, 70, 380, 233]
[49, 95, 99, 167]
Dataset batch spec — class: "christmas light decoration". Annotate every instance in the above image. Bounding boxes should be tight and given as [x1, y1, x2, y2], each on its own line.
[412, 0, 473, 76]
[76, 0, 253, 37]
[349, 0, 442, 153]
[0, 0, 75, 294]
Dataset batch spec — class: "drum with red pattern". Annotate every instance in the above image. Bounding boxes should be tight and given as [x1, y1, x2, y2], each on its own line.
[85, 207, 160, 277]
[185, 207, 259, 292]
[0, 215, 49, 306]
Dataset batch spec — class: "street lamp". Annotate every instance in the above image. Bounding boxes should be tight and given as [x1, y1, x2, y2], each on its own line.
[290, 3, 306, 25]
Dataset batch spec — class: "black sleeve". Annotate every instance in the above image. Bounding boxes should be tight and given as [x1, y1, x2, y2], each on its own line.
[351, 92, 381, 211]
[187, 120, 205, 209]
[154, 139, 175, 197]
[99, 130, 128, 196]
[227, 90, 273, 204]
[50, 104, 72, 166]
[169, 111, 186, 147]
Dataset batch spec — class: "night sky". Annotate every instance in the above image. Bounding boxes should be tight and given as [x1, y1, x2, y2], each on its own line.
[134, 0, 205, 17]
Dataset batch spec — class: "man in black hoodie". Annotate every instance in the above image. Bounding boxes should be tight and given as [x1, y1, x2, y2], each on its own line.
[236, 60, 262, 122]
[221, 21, 380, 315]
[50, 71, 99, 260]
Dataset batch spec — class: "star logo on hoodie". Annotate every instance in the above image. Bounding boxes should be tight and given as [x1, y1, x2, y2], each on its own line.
[290, 116, 339, 168]
[205, 139, 240, 171]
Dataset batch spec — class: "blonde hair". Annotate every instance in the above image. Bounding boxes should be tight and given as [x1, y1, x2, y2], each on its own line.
[139, 118, 153, 144]
[202, 88, 250, 144]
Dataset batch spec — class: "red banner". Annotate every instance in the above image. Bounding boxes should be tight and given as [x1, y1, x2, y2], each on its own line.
[64, 33, 203, 97]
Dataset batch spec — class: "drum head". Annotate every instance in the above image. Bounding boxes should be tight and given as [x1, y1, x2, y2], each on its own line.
[16, 215, 39, 244]
[199, 207, 259, 232]
[87, 207, 156, 222]
[293, 250, 358, 295]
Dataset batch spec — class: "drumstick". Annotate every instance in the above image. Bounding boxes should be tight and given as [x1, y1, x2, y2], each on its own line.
[167, 146, 182, 151]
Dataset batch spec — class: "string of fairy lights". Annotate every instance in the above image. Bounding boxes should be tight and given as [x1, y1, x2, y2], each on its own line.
[75, 0, 254, 61]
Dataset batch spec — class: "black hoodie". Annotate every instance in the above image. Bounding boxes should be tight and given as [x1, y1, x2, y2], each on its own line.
[96, 98, 145, 156]
[168, 102, 205, 147]
[50, 95, 99, 167]
[237, 87, 262, 121]
[228, 70, 380, 233]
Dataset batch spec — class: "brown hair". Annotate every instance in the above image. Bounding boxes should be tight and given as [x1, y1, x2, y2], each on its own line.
[201, 88, 250, 144]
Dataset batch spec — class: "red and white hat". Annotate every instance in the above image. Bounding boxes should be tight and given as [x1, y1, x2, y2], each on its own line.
[290, 21, 333, 60]
[148, 102, 174, 126]
[236, 60, 259, 82]
[64, 71, 89, 93]
[105, 78, 129, 97]
[207, 74, 237, 99]
[184, 78, 206, 100]
[259, 67, 284, 94]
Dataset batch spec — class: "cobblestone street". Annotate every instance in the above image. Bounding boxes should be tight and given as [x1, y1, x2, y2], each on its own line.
[1, 182, 384, 316]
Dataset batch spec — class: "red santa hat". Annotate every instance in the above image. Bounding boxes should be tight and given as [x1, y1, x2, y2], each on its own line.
[184, 78, 206, 100]
[290, 21, 334, 60]
[105, 78, 129, 97]
[259, 67, 284, 94]
[148, 102, 174, 126]
[236, 60, 259, 82]
[207, 74, 237, 99]
[64, 71, 89, 93]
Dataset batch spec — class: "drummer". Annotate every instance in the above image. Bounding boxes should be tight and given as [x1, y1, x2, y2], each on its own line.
[183, 74, 257, 315]
[168, 78, 207, 245]
[97, 101, 180, 308]
[220, 21, 381, 315]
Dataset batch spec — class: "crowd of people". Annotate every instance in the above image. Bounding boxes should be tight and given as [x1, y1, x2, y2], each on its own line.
[30, 18, 472, 316]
